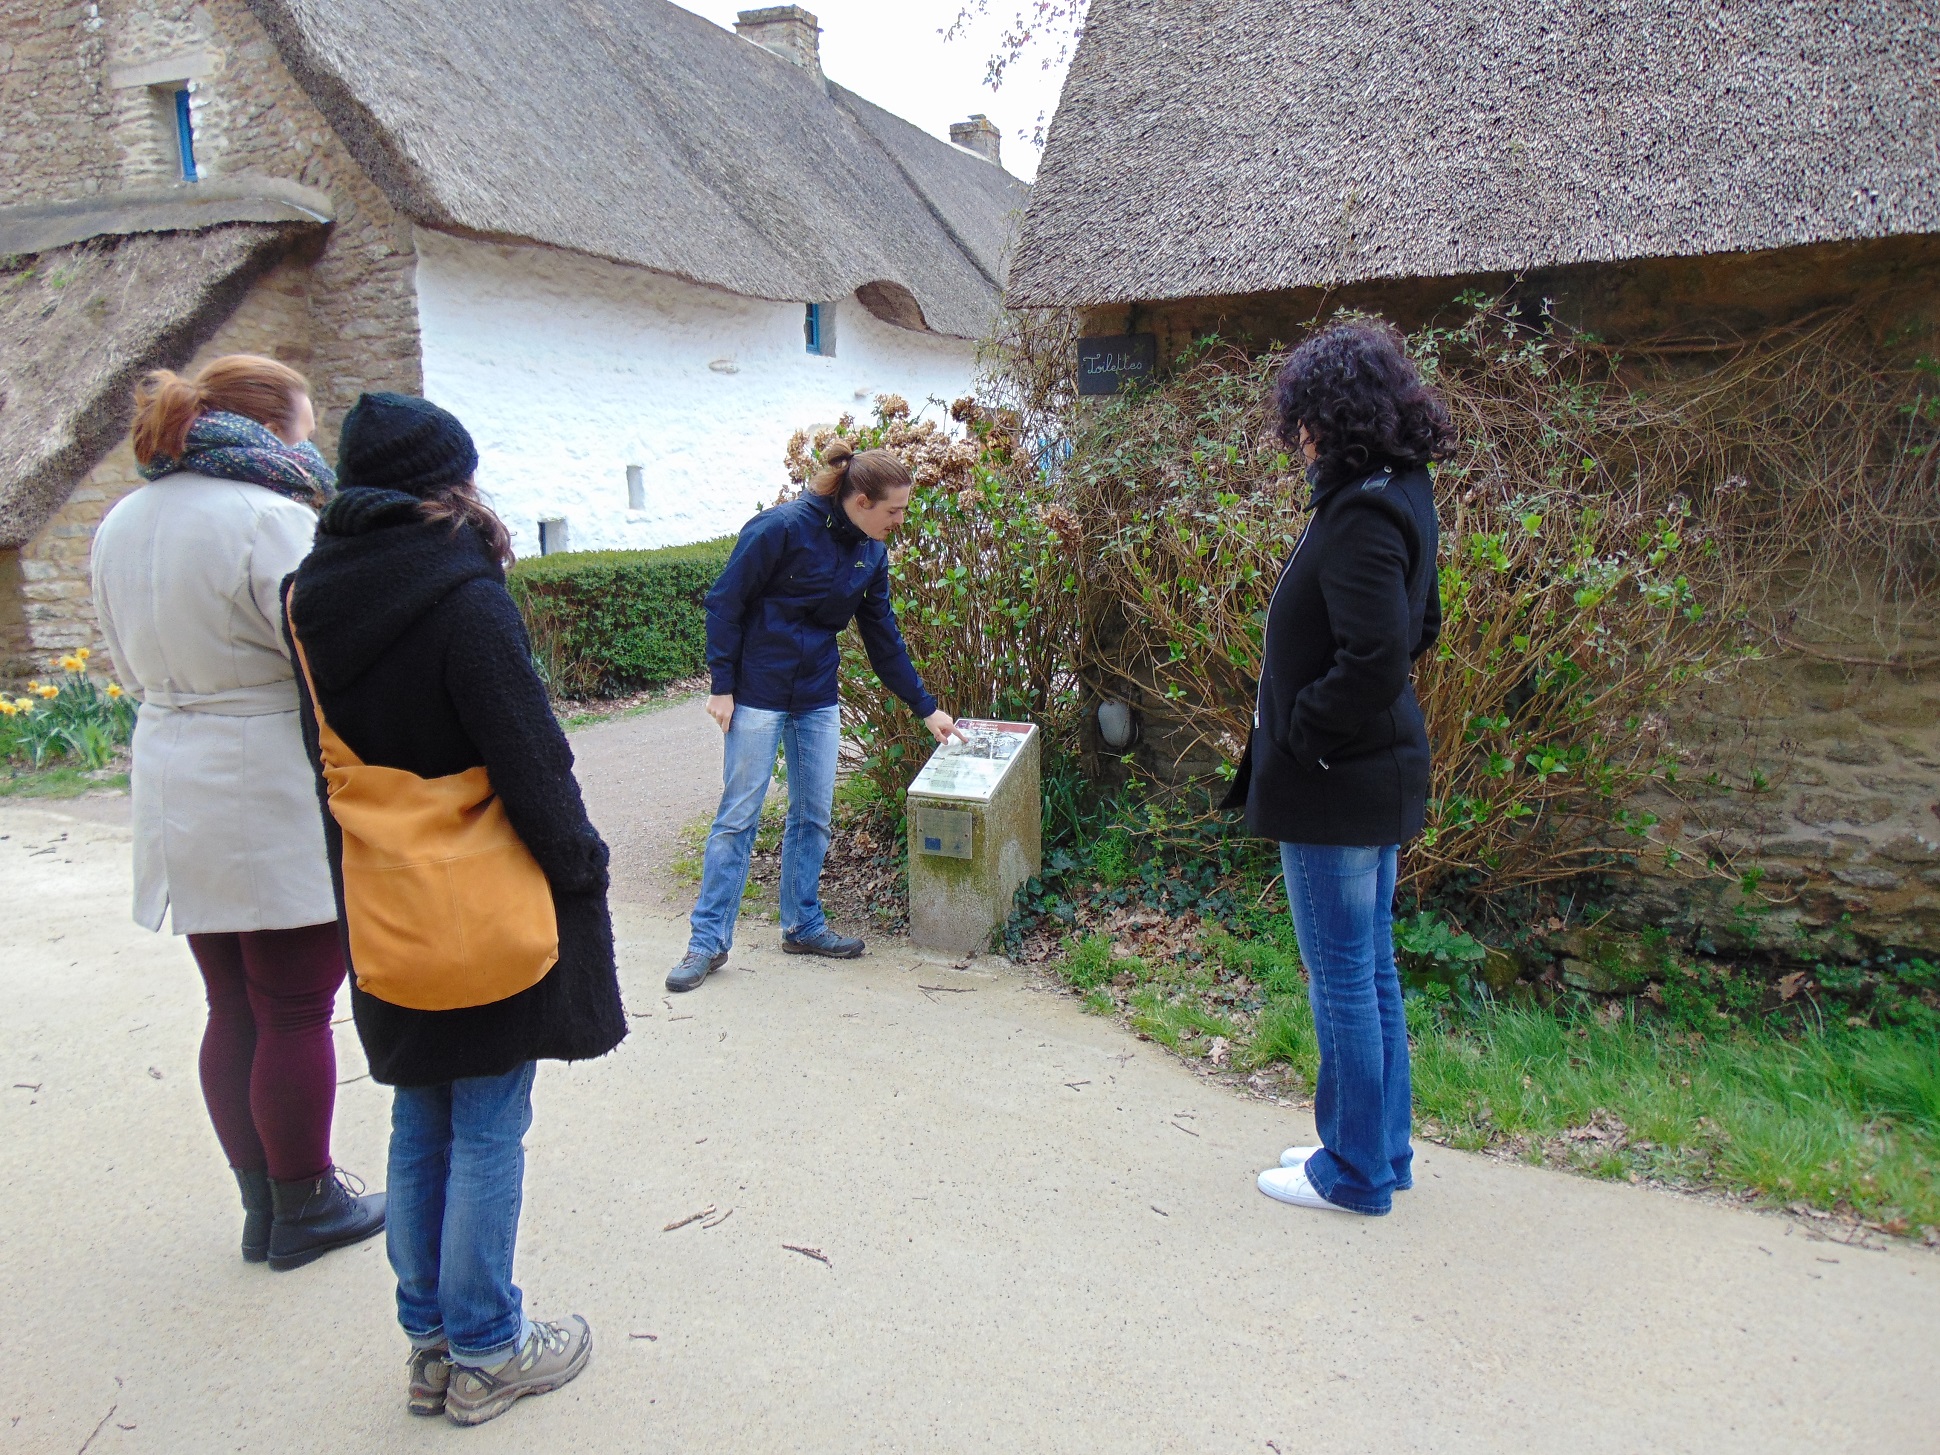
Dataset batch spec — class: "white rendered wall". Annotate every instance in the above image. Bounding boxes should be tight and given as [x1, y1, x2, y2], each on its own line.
[412, 229, 980, 558]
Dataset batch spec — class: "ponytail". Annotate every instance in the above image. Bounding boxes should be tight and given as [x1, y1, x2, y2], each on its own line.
[131, 353, 311, 467]
[419, 480, 515, 568]
[130, 371, 207, 465]
[808, 439, 912, 503]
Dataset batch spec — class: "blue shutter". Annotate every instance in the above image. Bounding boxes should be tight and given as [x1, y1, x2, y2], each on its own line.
[174, 88, 198, 182]
[804, 302, 823, 355]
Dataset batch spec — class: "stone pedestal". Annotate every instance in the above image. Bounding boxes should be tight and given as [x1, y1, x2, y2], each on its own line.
[906, 720, 1041, 955]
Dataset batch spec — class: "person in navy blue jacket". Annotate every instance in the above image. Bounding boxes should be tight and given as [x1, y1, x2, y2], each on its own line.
[668, 440, 961, 992]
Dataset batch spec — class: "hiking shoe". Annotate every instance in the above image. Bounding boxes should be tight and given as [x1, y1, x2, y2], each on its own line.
[782, 928, 864, 959]
[445, 1316, 593, 1427]
[667, 948, 727, 992]
[267, 1167, 386, 1270]
[1257, 1165, 1353, 1212]
[234, 1167, 272, 1264]
[1279, 1146, 1320, 1168]
[408, 1345, 452, 1417]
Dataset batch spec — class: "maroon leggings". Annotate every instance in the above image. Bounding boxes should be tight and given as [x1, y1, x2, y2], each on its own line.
[186, 924, 347, 1182]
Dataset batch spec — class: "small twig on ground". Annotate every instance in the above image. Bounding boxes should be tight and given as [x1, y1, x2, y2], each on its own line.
[1151, 1206, 1168, 1216]
[1064, 1080, 1089, 1089]
[629, 1332, 658, 1341]
[663, 1205, 716, 1232]
[702, 1207, 735, 1230]
[668, 1014, 694, 1022]
[783, 1243, 832, 1266]
[75, 1378, 121, 1455]
[1170, 1121, 1200, 1137]
[917, 984, 976, 1002]
[12, 1083, 41, 1092]
[628, 1008, 654, 1018]
[337, 1073, 369, 1086]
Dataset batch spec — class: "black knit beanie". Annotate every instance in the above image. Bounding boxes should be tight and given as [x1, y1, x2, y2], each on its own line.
[335, 391, 478, 497]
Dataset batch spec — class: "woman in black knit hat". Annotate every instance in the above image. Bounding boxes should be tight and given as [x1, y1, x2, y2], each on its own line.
[285, 392, 624, 1426]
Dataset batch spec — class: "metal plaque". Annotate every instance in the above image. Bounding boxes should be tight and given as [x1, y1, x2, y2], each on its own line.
[913, 805, 974, 859]
[1077, 333, 1158, 396]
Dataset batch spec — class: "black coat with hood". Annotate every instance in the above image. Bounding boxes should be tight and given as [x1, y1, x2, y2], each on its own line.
[1221, 461, 1441, 846]
[283, 488, 625, 1086]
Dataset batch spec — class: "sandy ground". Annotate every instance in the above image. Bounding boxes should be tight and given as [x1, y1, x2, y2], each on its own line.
[4, 714, 1939, 1452]
[572, 697, 727, 913]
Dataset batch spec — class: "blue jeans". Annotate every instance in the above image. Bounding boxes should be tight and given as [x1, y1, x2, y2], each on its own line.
[688, 704, 841, 955]
[388, 1061, 536, 1368]
[1280, 843, 1412, 1215]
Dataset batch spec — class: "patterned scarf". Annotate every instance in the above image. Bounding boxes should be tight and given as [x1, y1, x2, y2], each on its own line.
[139, 410, 337, 507]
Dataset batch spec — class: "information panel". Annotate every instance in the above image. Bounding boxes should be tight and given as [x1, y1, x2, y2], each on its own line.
[908, 720, 1034, 803]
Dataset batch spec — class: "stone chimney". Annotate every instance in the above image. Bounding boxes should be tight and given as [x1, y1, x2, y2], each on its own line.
[735, 7, 822, 77]
[949, 114, 1003, 167]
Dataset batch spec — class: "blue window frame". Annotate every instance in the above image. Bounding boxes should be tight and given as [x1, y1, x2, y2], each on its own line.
[805, 302, 825, 355]
[173, 87, 198, 182]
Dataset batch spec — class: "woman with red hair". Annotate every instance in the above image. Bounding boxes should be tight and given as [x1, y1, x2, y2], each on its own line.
[92, 353, 384, 1270]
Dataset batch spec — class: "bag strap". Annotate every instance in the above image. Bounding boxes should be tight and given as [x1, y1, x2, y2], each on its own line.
[283, 583, 361, 771]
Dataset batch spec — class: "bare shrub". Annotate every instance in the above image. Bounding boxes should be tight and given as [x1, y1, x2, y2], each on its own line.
[781, 298, 1940, 897]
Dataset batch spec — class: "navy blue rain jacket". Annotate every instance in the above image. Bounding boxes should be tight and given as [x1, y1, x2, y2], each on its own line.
[705, 490, 937, 717]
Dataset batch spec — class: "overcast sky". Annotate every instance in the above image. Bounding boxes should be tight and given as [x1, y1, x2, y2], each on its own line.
[675, 1, 1071, 180]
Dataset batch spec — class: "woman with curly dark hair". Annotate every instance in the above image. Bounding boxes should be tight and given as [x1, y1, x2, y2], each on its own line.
[1221, 319, 1455, 1216]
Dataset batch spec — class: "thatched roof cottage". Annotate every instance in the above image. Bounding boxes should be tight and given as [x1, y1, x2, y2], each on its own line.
[1, 1, 1025, 674]
[1010, 0, 1940, 955]
[1011, 0, 1939, 347]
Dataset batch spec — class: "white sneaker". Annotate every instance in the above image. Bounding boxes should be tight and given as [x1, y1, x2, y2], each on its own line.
[1257, 1164, 1351, 1211]
[1280, 1145, 1320, 1167]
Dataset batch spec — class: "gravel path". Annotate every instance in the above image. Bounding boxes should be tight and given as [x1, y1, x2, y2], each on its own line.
[3, 802, 1937, 1452]
[570, 696, 725, 913]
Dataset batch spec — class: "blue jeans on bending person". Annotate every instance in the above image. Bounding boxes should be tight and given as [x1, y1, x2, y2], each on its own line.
[388, 1061, 536, 1368]
[688, 703, 842, 956]
[1280, 842, 1412, 1215]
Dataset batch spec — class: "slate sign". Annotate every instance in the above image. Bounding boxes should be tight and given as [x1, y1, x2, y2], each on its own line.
[1077, 333, 1157, 396]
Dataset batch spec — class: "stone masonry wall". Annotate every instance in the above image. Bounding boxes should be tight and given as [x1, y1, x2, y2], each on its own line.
[2, 0, 423, 677]
[1610, 605, 1940, 960]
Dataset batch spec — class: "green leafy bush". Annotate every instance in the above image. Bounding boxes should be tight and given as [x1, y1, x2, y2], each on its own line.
[507, 540, 734, 698]
[1393, 910, 1489, 989]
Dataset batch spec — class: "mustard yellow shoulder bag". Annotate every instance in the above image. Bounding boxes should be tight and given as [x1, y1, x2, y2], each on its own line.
[287, 587, 558, 1011]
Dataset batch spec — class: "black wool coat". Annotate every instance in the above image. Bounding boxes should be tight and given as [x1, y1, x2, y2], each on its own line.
[283, 488, 625, 1087]
[1221, 462, 1441, 846]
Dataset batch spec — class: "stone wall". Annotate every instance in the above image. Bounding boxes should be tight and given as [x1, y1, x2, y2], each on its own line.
[13, 257, 313, 669]
[2, 0, 423, 677]
[1612, 606, 1940, 959]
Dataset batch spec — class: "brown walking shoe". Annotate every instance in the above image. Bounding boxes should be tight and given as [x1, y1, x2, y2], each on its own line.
[407, 1345, 451, 1416]
[444, 1316, 592, 1427]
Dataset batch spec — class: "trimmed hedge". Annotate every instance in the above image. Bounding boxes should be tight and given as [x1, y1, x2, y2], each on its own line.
[507, 538, 735, 698]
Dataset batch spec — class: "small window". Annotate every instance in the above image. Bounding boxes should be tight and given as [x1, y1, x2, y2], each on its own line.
[626, 464, 645, 512]
[537, 518, 569, 556]
[172, 86, 198, 182]
[805, 301, 835, 357]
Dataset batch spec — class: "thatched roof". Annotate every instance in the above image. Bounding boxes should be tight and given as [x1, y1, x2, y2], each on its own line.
[0, 223, 316, 547]
[1009, 0, 1940, 308]
[245, 0, 1030, 338]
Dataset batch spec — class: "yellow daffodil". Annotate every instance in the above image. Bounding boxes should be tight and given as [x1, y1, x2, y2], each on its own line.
[0, 701, 15, 717]
[25, 681, 39, 692]
[58, 655, 82, 672]
[106, 683, 124, 699]
[36, 684, 59, 699]
[15, 697, 37, 711]
[76, 647, 90, 661]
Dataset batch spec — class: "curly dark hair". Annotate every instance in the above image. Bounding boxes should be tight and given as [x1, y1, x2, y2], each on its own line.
[1272, 320, 1457, 488]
